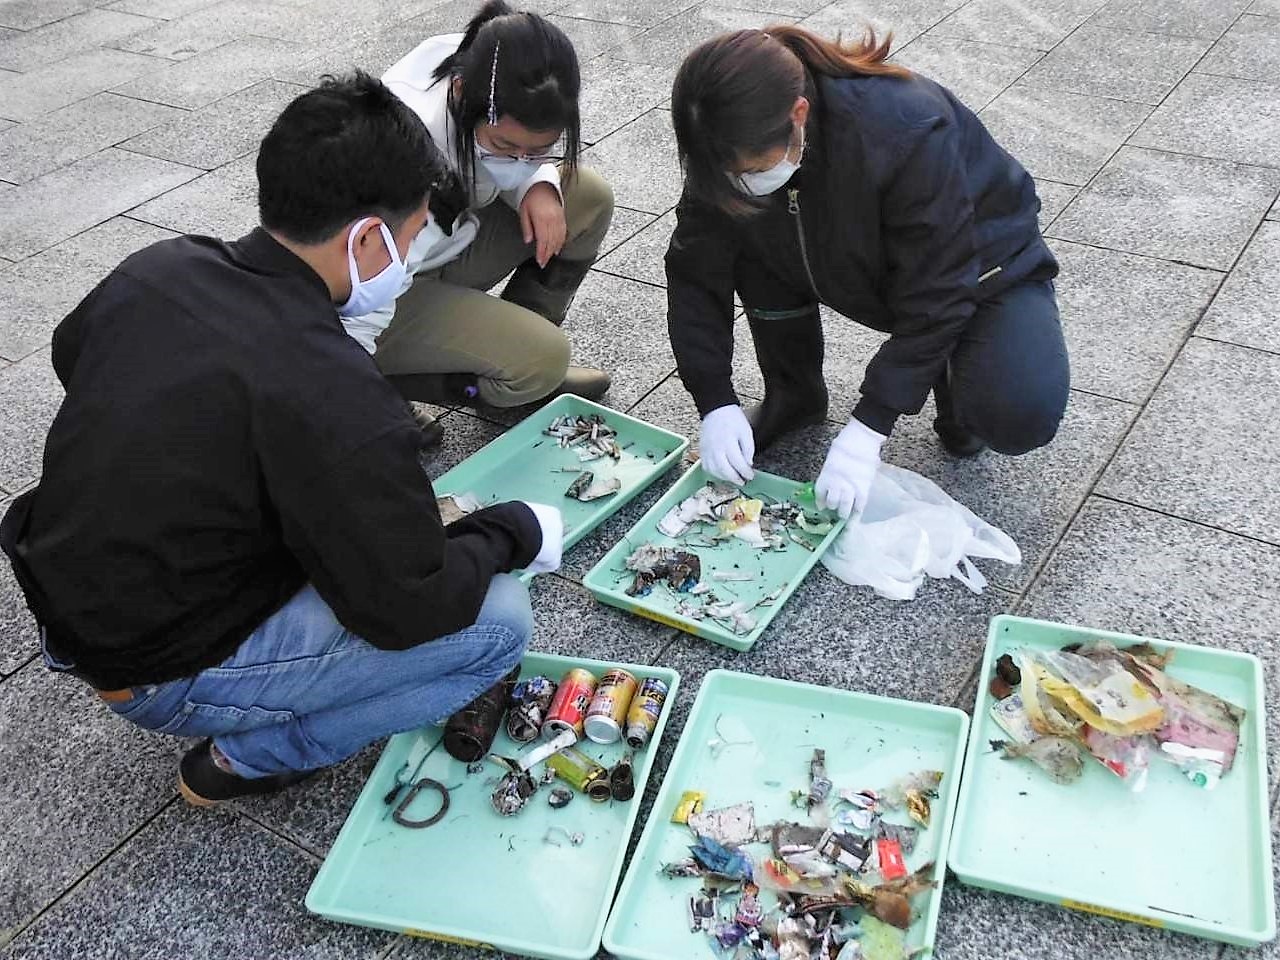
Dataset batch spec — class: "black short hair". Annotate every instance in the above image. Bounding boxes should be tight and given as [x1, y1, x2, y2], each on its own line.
[257, 71, 444, 245]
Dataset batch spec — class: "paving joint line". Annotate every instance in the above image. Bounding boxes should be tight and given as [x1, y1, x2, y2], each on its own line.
[1089, 493, 1280, 549]
[1192, 335, 1280, 359]
[0, 794, 180, 948]
[1120, 141, 1280, 173]
[1044, 234, 1229, 273]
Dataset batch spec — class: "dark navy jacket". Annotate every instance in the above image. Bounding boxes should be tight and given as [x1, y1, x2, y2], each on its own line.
[665, 70, 1059, 435]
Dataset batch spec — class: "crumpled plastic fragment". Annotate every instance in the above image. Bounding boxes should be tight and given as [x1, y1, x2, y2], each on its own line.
[689, 836, 753, 881]
[687, 802, 757, 847]
[998, 736, 1085, 785]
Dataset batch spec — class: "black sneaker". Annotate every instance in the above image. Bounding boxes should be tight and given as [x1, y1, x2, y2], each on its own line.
[178, 739, 313, 807]
[933, 415, 987, 458]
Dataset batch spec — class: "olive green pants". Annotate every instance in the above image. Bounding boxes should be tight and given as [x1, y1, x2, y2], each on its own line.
[373, 167, 614, 407]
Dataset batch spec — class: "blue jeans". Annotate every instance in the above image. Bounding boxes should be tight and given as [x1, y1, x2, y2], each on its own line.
[72, 575, 531, 778]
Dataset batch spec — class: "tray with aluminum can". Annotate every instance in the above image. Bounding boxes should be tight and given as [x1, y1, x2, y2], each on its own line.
[306, 651, 680, 960]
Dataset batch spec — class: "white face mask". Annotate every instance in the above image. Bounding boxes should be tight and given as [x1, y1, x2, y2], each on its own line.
[337, 218, 406, 318]
[476, 144, 542, 191]
[733, 126, 805, 197]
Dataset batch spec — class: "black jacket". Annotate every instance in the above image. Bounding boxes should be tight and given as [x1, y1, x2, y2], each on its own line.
[666, 71, 1059, 435]
[0, 229, 541, 689]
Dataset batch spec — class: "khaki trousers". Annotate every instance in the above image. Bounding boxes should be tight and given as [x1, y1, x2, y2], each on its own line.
[373, 167, 614, 407]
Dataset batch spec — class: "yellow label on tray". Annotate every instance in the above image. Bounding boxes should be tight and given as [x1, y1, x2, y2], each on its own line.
[403, 929, 494, 949]
[632, 605, 692, 633]
[1060, 900, 1165, 928]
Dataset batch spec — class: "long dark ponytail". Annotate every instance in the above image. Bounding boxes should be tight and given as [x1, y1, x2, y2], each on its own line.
[671, 25, 910, 217]
[432, 0, 581, 197]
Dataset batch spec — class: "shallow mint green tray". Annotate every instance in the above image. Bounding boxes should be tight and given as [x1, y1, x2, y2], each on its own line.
[433, 395, 688, 581]
[305, 652, 680, 959]
[603, 669, 969, 959]
[950, 615, 1275, 947]
[581, 464, 846, 651]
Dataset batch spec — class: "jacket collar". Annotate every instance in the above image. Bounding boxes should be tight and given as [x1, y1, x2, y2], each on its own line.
[231, 227, 332, 302]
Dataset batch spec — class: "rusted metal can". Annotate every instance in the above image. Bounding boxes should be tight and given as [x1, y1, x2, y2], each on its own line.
[584, 668, 638, 744]
[542, 667, 598, 738]
[547, 746, 611, 802]
[624, 676, 670, 748]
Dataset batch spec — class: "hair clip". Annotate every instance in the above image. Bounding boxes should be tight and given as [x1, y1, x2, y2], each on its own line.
[487, 39, 501, 126]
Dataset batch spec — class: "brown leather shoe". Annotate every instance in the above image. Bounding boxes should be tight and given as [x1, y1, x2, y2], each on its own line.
[552, 365, 611, 402]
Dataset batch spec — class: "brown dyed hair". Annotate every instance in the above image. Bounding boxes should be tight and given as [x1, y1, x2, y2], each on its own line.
[671, 25, 910, 217]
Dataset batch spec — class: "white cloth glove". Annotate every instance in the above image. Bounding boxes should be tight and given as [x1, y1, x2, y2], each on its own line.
[699, 404, 756, 485]
[520, 502, 564, 574]
[815, 418, 887, 520]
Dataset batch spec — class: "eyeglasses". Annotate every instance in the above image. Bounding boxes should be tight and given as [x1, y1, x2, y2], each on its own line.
[477, 142, 564, 165]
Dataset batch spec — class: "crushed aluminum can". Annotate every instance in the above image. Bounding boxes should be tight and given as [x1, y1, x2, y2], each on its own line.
[687, 802, 757, 847]
[490, 770, 537, 817]
[506, 675, 558, 743]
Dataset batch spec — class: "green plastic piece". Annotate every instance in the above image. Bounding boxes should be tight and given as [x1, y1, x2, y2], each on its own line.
[432, 394, 688, 582]
[950, 615, 1275, 948]
[581, 464, 847, 651]
[305, 652, 681, 959]
[602, 669, 970, 960]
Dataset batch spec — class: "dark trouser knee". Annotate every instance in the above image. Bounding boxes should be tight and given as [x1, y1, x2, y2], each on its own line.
[965, 388, 1068, 456]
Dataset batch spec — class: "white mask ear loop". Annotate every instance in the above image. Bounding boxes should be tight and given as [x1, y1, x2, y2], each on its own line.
[345, 216, 373, 293]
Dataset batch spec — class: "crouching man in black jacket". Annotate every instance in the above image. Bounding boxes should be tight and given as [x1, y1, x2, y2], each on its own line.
[666, 26, 1070, 518]
[0, 73, 564, 805]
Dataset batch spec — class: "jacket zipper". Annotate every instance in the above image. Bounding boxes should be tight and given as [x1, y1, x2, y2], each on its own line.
[787, 188, 821, 301]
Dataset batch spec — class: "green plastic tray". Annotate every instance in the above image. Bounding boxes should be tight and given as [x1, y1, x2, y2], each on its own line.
[950, 615, 1275, 947]
[602, 669, 970, 960]
[581, 464, 846, 651]
[305, 652, 681, 959]
[432, 395, 688, 581]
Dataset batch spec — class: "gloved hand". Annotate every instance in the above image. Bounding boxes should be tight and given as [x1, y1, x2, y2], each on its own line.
[699, 404, 755, 485]
[520, 502, 564, 574]
[815, 418, 887, 519]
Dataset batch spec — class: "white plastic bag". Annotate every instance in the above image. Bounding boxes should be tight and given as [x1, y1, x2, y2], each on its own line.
[820, 463, 1020, 600]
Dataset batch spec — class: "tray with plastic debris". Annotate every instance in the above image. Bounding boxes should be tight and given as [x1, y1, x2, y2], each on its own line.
[602, 669, 970, 960]
[431, 394, 688, 581]
[582, 464, 846, 651]
[306, 651, 681, 960]
[949, 615, 1275, 947]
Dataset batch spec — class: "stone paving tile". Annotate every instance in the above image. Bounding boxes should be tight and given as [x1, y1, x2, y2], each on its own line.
[891, 36, 1042, 112]
[528, 573, 675, 661]
[615, 4, 797, 68]
[1198, 222, 1280, 353]
[937, 882, 1224, 960]
[1271, 193, 1280, 220]
[114, 36, 317, 109]
[108, 0, 225, 16]
[0, 47, 163, 122]
[801, 0, 966, 50]
[1, 802, 394, 960]
[888, 389, 1139, 592]
[1088, 0, 1252, 39]
[0, 148, 197, 260]
[0, 8, 155, 72]
[0, 351, 62, 492]
[111, 0, 303, 60]
[594, 208, 674, 286]
[418, 409, 506, 480]
[978, 84, 1153, 186]
[1049, 146, 1280, 271]
[1131, 73, 1280, 169]
[1021, 496, 1280, 791]
[581, 109, 682, 216]
[1049, 238, 1223, 403]
[560, 269, 676, 410]
[1034, 179, 1079, 230]
[0, 215, 176, 362]
[1253, 0, 1280, 13]
[0, 0, 97, 30]
[547, 13, 643, 60]
[1020, 25, 1210, 104]
[119, 79, 302, 170]
[1100, 336, 1280, 544]
[0, 92, 183, 185]
[578, 55, 675, 145]
[730, 0, 834, 13]
[1199, 13, 1280, 82]
[595, 204, 657, 259]
[555, 0, 694, 29]
[928, 0, 1107, 50]
[0, 662, 181, 937]
[0, 493, 38, 675]
[127, 152, 257, 239]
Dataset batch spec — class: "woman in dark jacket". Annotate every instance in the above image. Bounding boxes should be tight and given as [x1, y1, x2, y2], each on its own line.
[666, 26, 1068, 518]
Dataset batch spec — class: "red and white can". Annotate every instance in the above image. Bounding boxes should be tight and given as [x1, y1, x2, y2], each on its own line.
[542, 668, 598, 739]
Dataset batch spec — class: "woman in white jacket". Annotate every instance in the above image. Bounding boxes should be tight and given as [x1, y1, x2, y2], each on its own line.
[344, 0, 615, 442]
